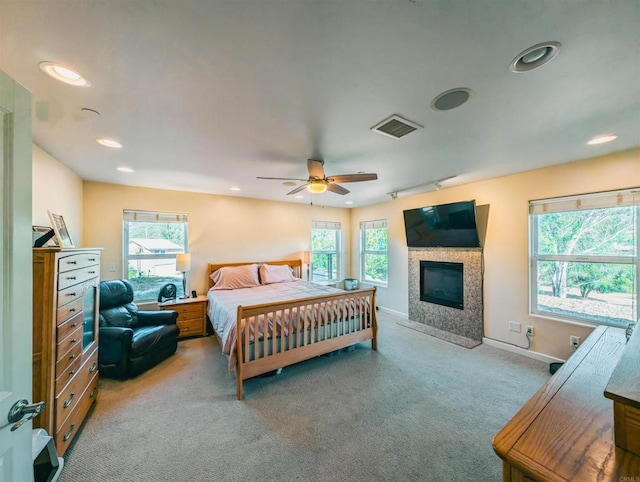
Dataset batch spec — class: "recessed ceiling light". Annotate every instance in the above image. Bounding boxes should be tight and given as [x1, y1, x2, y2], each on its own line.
[230, 187, 241, 191]
[345, 201, 353, 205]
[510, 42, 561, 73]
[39, 61, 91, 86]
[587, 134, 618, 145]
[295, 195, 304, 199]
[96, 138, 123, 148]
[116, 166, 134, 173]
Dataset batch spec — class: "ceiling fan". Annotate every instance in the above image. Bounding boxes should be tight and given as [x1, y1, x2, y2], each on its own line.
[257, 159, 378, 195]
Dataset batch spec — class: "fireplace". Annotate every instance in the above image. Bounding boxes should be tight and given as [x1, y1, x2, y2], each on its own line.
[420, 260, 464, 310]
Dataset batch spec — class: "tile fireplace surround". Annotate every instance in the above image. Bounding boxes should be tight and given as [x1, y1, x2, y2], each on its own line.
[407, 248, 483, 348]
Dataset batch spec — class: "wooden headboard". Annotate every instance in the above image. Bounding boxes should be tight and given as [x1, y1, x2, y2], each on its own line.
[207, 259, 303, 288]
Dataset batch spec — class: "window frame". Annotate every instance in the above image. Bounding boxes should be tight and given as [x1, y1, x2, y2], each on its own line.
[123, 209, 189, 301]
[529, 189, 639, 327]
[360, 219, 388, 287]
[310, 221, 341, 282]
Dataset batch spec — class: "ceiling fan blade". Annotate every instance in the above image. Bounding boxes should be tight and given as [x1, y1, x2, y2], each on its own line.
[286, 184, 309, 195]
[257, 176, 308, 181]
[327, 173, 378, 183]
[326, 183, 349, 195]
[307, 159, 325, 179]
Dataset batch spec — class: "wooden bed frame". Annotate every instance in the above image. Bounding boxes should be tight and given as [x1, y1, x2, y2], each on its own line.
[207, 260, 377, 399]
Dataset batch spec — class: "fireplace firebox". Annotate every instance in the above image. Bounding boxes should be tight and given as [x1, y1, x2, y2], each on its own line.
[420, 260, 464, 310]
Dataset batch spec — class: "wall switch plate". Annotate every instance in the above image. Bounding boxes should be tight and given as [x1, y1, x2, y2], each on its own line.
[508, 321, 521, 333]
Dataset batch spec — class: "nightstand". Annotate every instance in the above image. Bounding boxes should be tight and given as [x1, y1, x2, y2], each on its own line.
[159, 295, 208, 339]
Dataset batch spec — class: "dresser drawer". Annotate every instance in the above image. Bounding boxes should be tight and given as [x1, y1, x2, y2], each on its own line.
[56, 325, 83, 361]
[55, 343, 82, 380]
[56, 297, 83, 325]
[57, 266, 99, 291]
[55, 355, 82, 396]
[57, 253, 100, 273]
[57, 311, 83, 341]
[54, 374, 98, 456]
[173, 303, 203, 317]
[57, 284, 83, 308]
[55, 349, 99, 426]
[177, 318, 204, 337]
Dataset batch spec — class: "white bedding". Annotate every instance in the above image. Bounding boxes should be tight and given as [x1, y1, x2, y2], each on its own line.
[207, 280, 343, 361]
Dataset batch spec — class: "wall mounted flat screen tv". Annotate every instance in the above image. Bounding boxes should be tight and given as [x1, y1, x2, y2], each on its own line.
[403, 200, 481, 248]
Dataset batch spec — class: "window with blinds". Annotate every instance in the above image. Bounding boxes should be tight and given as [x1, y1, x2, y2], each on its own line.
[529, 188, 639, 327]
[360, 219, 388, 286]
[310, 221, 341, 282]
[123, 209, 189, 301]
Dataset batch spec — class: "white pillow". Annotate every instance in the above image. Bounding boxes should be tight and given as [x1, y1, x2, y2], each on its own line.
[259, 263, 296, 285]
[209, 264, 260, 290]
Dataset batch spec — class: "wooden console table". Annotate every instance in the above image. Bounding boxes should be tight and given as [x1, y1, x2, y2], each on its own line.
[493, 325, 640, 481]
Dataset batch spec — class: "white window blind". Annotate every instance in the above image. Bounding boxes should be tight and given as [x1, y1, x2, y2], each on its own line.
[360, 219, 387, 230]
[123, 210, 188, 223]
[529, 188, 640, 215]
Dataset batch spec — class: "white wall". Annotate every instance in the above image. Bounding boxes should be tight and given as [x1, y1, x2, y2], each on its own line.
[82, 182, 352, 297]
[350, 148, 640, 360]
[32, 144, 84, 246]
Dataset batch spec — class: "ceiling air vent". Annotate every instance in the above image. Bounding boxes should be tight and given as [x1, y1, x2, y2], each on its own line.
[371, 114, 423, 139]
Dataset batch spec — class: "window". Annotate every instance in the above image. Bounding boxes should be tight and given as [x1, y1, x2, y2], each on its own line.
[310, 221, 341, 281]
[123, 210, 188, 301]
[529, 189, 639, 327]
[360, 220, 388, 286]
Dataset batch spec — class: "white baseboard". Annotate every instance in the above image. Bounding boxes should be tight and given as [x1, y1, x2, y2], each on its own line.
[377, 306, 408, 319]
[482, 337, 565, 364]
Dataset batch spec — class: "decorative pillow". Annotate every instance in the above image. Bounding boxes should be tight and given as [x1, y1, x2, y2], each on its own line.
[210, 264, 260, 290]
[259, 263, 297, 285]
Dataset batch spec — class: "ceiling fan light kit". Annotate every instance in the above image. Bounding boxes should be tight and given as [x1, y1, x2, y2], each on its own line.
[258, 159, 378, 197]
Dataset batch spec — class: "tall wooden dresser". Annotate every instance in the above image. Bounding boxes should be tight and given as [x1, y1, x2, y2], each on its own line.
[32, 247, 102, 456]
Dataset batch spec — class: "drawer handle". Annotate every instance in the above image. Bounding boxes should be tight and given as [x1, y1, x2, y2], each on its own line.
[66, 276, 77, 280]
[63, 424, 75, 441]
[67, 292, 77, 297]
[70, 308, 76, 313]
[69, 369, 76, 377]
[89, 390, 96, 398]
[89, 258, 96, 261]
[71, 322, 78, 327]
[88, 270, 96, 274]
[68, 261, 77, 265]
[70, 338, 78, 344]
[63, 392, 75, 408]
[89, 362, 97, 372]
[69, 354, 76, 360]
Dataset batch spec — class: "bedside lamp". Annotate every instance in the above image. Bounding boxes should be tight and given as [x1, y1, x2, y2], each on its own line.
[303, 250, 311, 281]
[176, 253, 191, 298]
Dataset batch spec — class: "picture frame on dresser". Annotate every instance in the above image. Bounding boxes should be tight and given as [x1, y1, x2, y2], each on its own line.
[47, 210, 74, 248]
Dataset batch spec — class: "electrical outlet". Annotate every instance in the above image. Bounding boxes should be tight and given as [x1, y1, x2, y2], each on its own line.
[508, 321, 521, 333]
[526, 325, 534, 337]
[570, 335, 580, 347]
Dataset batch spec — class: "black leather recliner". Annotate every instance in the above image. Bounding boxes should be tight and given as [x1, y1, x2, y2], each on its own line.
[98, 279, 179, 378]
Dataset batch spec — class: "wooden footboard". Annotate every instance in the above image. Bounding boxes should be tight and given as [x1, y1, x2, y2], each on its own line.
[235, 288, 377, 399]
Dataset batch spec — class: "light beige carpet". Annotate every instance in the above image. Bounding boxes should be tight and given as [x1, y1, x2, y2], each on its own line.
[58, 311, 549, 482]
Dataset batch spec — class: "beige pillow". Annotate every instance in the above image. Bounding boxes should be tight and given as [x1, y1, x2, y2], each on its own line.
[259, 263, 297, 285]
[209, 264, 260, 290]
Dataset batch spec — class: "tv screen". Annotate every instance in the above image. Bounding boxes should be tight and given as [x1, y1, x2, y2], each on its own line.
[403, 200, 481, 248]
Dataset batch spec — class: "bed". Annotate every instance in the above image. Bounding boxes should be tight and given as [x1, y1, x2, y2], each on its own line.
[207, 259, 377, 399]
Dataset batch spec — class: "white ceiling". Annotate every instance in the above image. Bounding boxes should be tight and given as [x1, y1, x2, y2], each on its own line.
[1, 0, 639, 208]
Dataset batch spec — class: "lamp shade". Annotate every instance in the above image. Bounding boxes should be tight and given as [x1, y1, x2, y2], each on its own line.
[303, 250, 311, 264]
[176, 253, 191, 272]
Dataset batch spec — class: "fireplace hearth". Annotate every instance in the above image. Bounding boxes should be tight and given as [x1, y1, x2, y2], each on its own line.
[408, 248, 483, 346]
